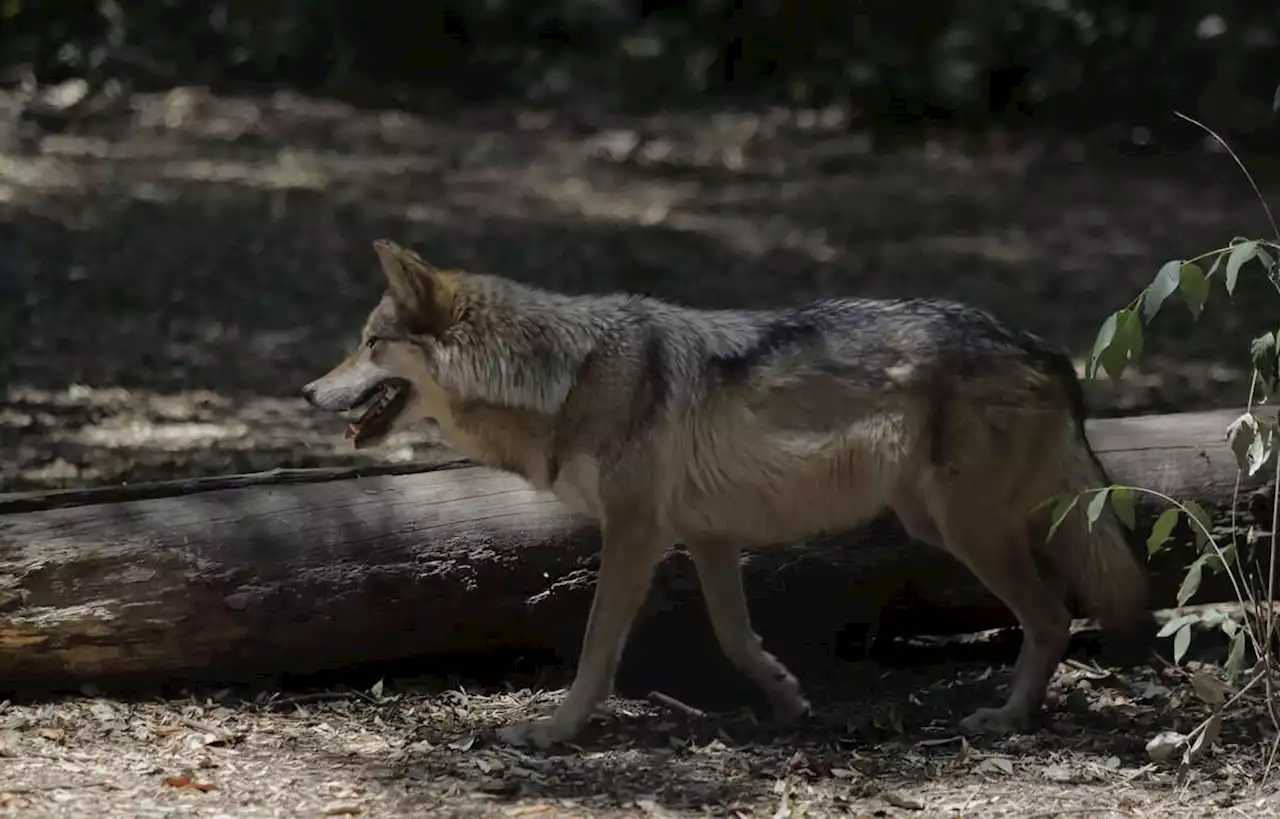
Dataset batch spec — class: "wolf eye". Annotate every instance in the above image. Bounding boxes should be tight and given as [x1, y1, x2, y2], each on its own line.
[365, 336, 380, 349]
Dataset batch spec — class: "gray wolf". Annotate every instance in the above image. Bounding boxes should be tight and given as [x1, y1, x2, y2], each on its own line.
[300, 238, 1150, 748]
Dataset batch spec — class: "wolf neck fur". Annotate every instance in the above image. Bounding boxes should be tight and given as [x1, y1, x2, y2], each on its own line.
[429, 284, 623, 487]
[435, 290, 615, 417]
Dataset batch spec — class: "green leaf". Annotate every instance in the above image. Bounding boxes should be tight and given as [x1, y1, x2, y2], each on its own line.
[1257, 246, 1278, 277]
[1200, 608, 1225, 627]
[1147, 508, 1181, 556]
[1087, 312, 1120, 379]
[1085, 488, 1111, 532]
[1252, 331, 1279, 396]
[1173, 622, 1192, 663]
[1183, 501, 1214, 549]
[1219, 617, 1238, 638]
[1178, 262, 1209, 319]
[1225, 240, 1258, 295]
[1227, 412, 1259, 473]
[1097, 309, 1142, 381]
[1110, 486, 1136, 530]
[1247, 418, 1275, 477]
[1177, 556, 1205, 606]
[1157, 612, 1200, 638]
[1047, 494, 1078, 542]
[1207, 250, 1227, 280]
[1226, 628, 1247, 679]
[1143, 260, 1183, 322]
[1203, 552, 1229, 574]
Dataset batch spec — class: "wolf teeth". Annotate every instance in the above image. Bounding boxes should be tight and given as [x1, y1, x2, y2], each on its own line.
[377, 384, 401, 406]
[346, 383, 402, 439]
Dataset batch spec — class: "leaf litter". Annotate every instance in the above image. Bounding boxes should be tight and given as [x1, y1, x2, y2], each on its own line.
[1, 658, 1276, 818]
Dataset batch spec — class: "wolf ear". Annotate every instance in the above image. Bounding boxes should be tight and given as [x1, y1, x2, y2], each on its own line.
[372, 239, 454, 334]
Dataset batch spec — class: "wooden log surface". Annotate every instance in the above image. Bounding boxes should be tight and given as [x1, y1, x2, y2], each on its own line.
[0, 407, 1275, 693]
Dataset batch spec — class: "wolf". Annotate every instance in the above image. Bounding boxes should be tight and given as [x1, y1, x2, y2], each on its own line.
[300, 238, 1150, 749]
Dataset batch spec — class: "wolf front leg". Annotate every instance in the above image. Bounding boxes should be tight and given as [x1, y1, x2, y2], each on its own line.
[685, 539, 811, 722]
[498, 515, 668, 749]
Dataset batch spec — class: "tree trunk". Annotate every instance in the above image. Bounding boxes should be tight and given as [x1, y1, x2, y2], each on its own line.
[0, 408, 1272, 693]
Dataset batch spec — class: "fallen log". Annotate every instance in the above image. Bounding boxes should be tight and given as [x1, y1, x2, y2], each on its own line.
[0, 408, 1274, 694]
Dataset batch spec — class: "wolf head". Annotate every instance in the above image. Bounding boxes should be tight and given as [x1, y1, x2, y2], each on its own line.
[301, 239, 589, 452]
[299, 239, 463, 449]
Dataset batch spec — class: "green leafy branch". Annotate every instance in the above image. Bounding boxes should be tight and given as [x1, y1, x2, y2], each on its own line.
[1055, 110, 1280, 775]
[1085, 237, 1280, 383]
[1049, 483, 1254, 671]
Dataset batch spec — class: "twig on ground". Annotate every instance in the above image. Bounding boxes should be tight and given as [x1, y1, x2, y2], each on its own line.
[177, 716, 234, 744]
[649, 690, 707, 719]
[1063, 659, 1113, 680]
[265, 690, 378, 709]
[1023, 808, 1122, 819]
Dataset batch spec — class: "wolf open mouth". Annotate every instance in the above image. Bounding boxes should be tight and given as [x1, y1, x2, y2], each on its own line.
[344, 379, 410, 445]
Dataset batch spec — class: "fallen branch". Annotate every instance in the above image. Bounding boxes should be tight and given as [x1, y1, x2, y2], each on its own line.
[0, 408, 1273, 694]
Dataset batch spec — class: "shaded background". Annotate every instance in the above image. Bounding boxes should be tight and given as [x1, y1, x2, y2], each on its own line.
[2, 0, 1279, 492]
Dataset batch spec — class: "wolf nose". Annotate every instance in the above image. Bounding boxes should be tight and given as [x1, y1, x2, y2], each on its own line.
[300, 382, 318, 406]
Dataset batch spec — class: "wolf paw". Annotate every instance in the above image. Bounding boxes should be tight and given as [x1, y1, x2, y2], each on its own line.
[497, 718, 576, 749]
[959, 706, 1031, 736]
[770, 693, 813, 725]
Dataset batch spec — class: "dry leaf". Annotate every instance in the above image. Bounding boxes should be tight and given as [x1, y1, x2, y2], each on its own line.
[979, 757, 1014, 775]
[1146, 731, 1187, 763]
[37, 727, 66, 742]
[323, 803, 364, 816]
[0, 794, 31, 810]
[448, 735, 476, 752]
[370, 679, 385, 699]
[502, 805, 552, 817]
[1190, 671, 1231, 707]
[164, 774, 217, 792]
[184, 732, 220, 750]
[0, 729, 22, 757]
[1139, 681, 1172, 700]
[88, 701, 118, 721]
[882, 792, 924, 810]
[1184, 713, 1223, 765]
[636, 797, 675, 818]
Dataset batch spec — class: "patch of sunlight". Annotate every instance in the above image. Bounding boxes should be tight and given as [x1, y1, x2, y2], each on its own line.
[6, 383, 444, 463]
[73, 418, 250, 449]
[512, 169, 838, 261]
[159, 156, 331, 190]
[0, 154, 84, 191]
[158, 150, 441, 191]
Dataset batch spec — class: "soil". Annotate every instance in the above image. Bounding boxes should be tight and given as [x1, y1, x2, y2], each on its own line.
[4, 85, 1280, 816]
[2, 657, 1275, 818]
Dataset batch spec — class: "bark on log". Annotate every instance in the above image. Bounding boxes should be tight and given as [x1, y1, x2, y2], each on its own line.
[0, 408, 1274, 694]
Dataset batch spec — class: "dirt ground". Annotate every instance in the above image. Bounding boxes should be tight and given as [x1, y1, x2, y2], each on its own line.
[2, 656, 1276, 818]
[5, 86, 1280, 816]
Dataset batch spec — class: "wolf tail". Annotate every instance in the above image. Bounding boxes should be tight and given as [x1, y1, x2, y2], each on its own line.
[1035, 414, 1150, 633]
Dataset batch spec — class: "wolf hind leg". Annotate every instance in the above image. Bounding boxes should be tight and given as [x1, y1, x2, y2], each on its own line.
[895, 486, 1071, 734]
[686, 538, 811, 722]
